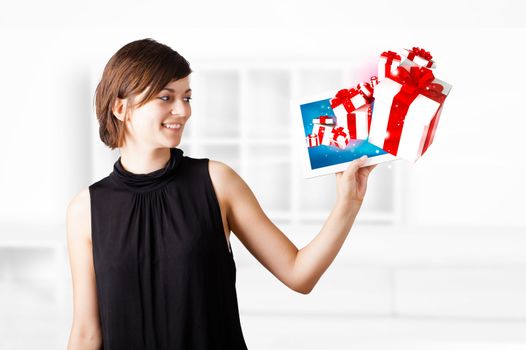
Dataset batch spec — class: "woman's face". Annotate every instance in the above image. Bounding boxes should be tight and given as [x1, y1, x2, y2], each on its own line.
[124, 76, 192, 149]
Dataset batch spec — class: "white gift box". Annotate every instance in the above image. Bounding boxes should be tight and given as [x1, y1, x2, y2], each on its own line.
[331, 89, 368, 123]
[399, 47, 437, 69]
[312, 116, 335, 125]
[311, 123, 334, 146]
[338, 104, 371, 140]
[357, 81, 374, 100]
[306, 133, 319, 147]
[329, 126, 350, 149]
[368, 61, 452, 162]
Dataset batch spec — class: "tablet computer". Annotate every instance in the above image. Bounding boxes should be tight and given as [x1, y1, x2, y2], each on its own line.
[292, 90, 399, 179]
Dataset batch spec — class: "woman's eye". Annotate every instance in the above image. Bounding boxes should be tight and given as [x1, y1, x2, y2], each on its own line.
[158, 96, 191, 103]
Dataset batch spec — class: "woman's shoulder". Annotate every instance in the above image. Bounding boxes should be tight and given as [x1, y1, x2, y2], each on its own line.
[66, 187, 92, 242]
[67, 188, 90, 218]
[207, 158, 231, 173]
[207, 159, 236, 198]
[207, 159, 239, 187]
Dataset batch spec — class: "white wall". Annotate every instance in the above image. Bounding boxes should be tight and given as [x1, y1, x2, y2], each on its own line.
[1, 2, 525, 228]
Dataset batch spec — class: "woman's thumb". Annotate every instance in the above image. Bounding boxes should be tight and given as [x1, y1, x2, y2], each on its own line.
[346, 155, 368, 174]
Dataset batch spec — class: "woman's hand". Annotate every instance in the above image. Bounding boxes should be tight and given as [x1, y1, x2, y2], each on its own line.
[335, 155, 377, 206]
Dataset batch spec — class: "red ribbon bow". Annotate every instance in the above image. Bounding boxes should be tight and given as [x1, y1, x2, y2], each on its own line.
[408, 47, 433, 61]
[381, 50, 402, 61]
[331, 126, 347, 139]
[355, 82, 374, 103]
[381, 51, 402, 79]
[331, 88, 365, 113]
[392, 65, 445, 103]
[331, 89, 352, 112]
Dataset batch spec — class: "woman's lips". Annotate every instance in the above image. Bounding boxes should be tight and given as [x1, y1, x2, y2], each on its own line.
[162, 123, 182, 131]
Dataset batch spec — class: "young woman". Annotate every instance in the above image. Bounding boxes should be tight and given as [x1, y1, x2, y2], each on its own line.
[66, 38, 376, 350]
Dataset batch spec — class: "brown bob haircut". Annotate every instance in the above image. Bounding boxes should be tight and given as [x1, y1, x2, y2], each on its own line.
[94, 38, 192, 150]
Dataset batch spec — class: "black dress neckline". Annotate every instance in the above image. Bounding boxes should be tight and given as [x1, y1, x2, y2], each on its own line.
[110, 147, 184, 192]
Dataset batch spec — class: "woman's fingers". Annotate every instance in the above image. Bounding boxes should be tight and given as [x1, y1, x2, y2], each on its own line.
[336, 156, 377, 181]
[362, 164, 377, 175]
[345, 155, 368, 176]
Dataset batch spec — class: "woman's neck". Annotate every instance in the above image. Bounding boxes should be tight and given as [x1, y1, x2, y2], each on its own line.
[118, 146, 172, 175]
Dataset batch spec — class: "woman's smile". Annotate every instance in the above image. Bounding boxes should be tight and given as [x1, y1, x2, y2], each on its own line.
[162, 122, 183, 131]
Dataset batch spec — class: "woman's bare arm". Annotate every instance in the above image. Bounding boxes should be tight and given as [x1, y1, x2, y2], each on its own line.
[66, 188, 102, 350]
[208, 156, 375, 294]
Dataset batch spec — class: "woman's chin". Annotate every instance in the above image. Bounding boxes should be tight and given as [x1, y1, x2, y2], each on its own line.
[162, 127, 182, 136]
[163, 136, 182, 148]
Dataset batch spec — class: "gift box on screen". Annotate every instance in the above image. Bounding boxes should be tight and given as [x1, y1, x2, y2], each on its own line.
[329, 126, 351, 149]
[357, 81, 374, 100]
[306, 133, 319, 147]
[330, 81, 374, 132]
[345, 103, 372, 140]
[368, 59, 452, 162]
[312, 123, 334, 146]
[330, 88, 369, 122]
[312, 116, 335, 125]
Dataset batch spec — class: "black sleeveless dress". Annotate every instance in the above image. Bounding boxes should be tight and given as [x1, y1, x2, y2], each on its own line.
[88, 147, 248, 349]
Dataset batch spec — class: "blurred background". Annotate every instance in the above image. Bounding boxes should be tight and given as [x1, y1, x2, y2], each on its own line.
[1, 0, 525, 349]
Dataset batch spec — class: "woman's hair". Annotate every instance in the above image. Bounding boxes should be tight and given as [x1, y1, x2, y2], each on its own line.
[94, 38, 192, 149]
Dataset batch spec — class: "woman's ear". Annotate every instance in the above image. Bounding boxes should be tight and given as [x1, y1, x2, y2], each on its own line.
[112, 97, 128, 122]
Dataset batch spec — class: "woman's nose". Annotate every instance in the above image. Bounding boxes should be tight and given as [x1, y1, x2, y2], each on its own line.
[171, 99, 190, 116]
